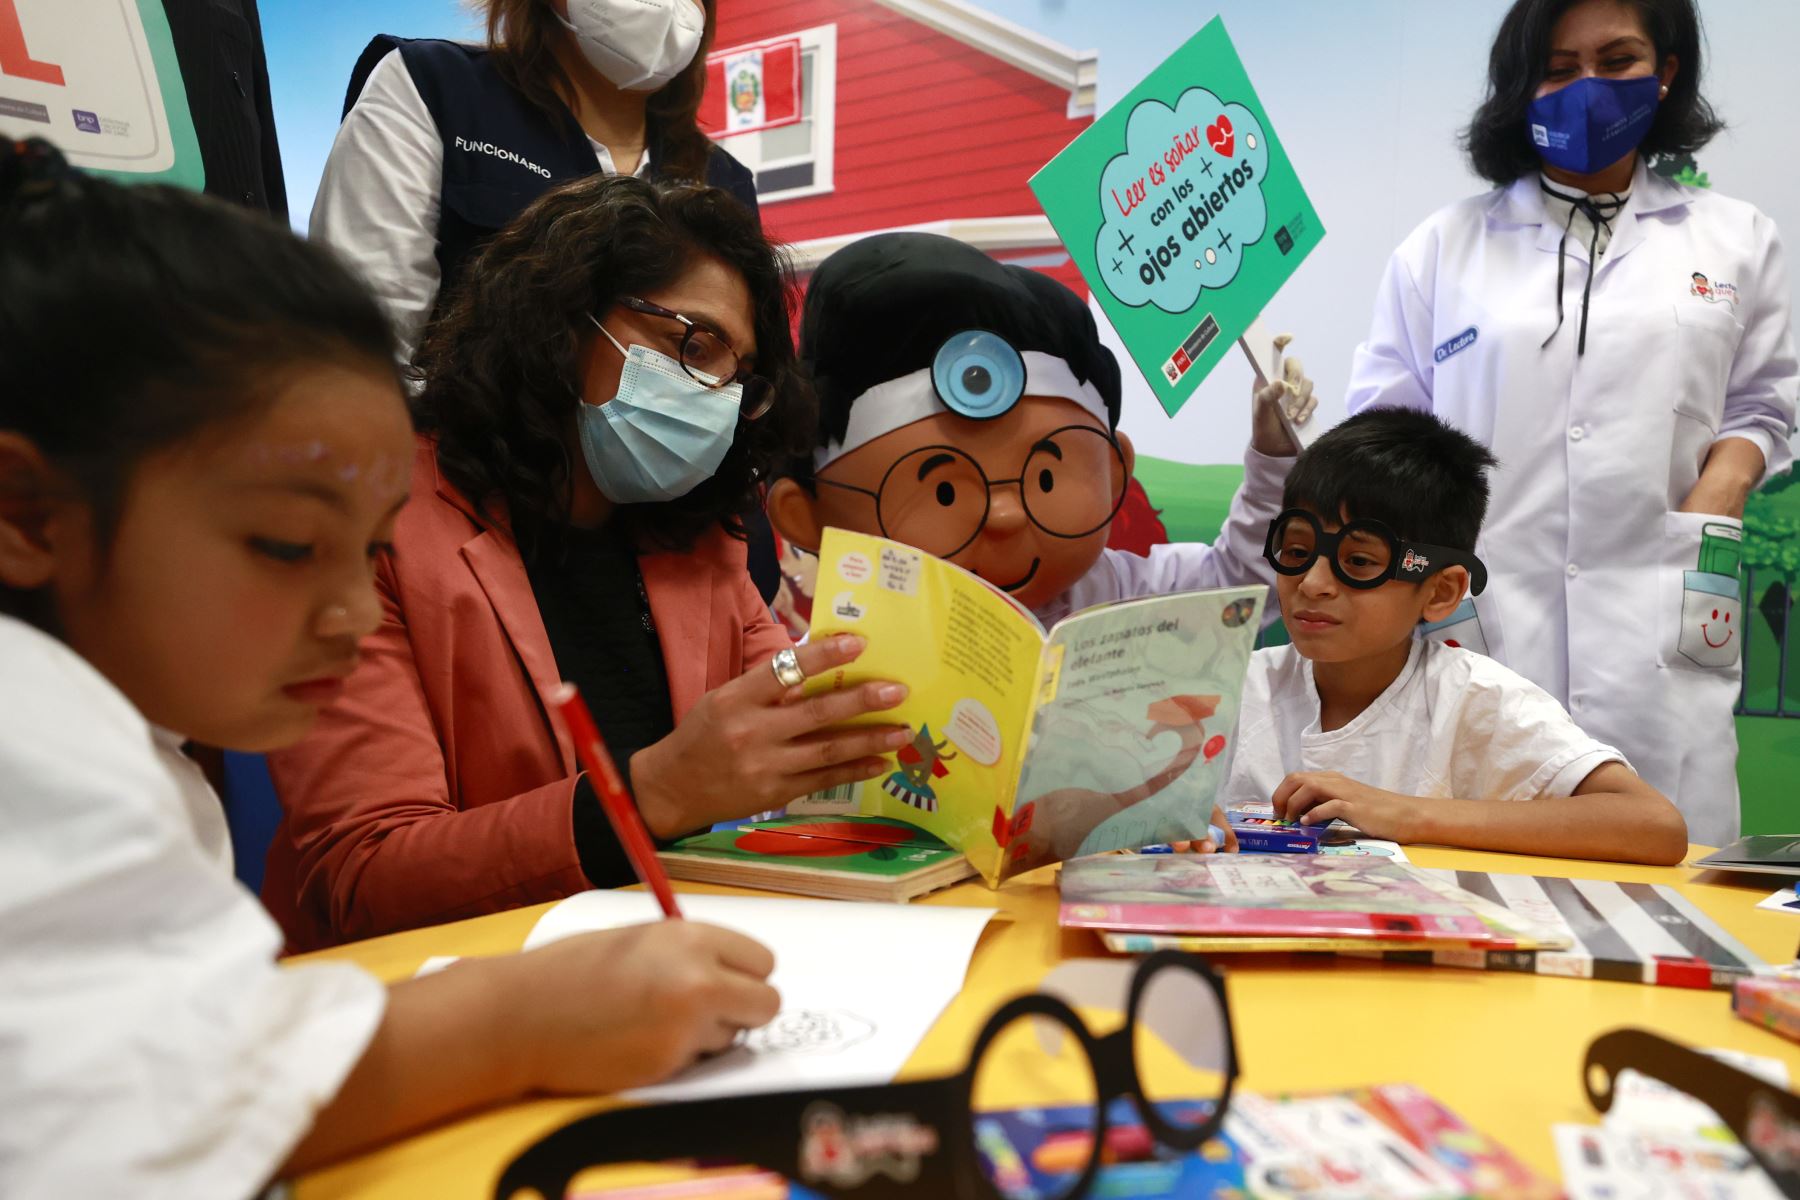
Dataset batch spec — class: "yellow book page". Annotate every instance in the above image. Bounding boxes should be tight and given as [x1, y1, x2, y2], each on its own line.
[805, 528, 1043, 882]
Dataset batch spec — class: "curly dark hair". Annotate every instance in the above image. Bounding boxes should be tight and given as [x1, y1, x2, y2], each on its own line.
[482, 0, 718, 181]
[1463, 0, 1723, 186]
[412, 173, 811, 558]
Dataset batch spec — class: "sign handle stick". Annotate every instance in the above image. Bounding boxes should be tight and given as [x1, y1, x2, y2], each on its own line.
[1237, 316, 1314, 450]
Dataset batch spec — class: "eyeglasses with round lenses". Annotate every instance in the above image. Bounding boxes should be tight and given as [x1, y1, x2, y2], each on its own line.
[615, 295, 774, 420]
[493, 950, 1239, 1200]
[815, 425, 1128, 561]
[1262, 508, 1489, 594]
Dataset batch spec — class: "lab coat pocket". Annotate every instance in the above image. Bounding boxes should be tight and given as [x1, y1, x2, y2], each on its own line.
[1659, 511, 1744, 672]
[1669, 303, 1742, 491]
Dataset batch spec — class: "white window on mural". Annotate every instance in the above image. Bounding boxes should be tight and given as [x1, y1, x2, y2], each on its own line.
[699, 24, 837, 203]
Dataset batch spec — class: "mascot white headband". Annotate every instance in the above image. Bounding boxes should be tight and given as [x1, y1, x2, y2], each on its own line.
[815, 332, 1111, 471]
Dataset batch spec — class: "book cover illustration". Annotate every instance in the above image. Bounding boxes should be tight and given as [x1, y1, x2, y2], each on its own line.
[804, 527, 1262, 885]
[1059, 855, 1561, 946]
[969, 1085, 1550, 1199]
[657, 815, 976, 902]
[668, 816, 956, 875]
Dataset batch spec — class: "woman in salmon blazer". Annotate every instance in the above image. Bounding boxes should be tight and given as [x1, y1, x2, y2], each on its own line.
[264, 176, 907, 949]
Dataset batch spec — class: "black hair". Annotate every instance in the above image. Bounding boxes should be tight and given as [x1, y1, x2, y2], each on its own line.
[1463, 0, 1723, 186]
[787, 233, 1121, 489]
[412, 173, 811, 559]
[1283, 408, 1499, 552]
[0, 138, 401, 622]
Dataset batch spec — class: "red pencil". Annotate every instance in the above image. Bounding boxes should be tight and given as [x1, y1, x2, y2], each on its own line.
[551, 683, 684, 919]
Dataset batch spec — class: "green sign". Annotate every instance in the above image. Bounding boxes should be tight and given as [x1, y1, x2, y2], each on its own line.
[0, 0, 204, 191]
[1031, 17, 1322, 416]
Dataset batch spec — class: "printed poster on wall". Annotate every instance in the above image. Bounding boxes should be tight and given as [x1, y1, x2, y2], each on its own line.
[0, 0, 203, 189]
[1030, 16, 1323, 416]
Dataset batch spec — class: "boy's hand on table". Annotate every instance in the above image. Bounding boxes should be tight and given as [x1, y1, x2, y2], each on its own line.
[1272, 771, 1421, 842]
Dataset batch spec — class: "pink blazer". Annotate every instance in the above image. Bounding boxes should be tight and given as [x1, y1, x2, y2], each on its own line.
[263, 438, 791, 950]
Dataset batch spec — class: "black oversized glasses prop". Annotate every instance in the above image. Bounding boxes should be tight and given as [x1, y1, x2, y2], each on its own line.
[1585, 1028, 1800, 1196]
[813, 424, 1129, 561]
[493, 951, 1238, 1200]
[1262, 508, 1489, 595]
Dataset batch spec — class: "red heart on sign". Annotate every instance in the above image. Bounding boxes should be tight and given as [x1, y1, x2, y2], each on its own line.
[1206, 114, 1234, 157]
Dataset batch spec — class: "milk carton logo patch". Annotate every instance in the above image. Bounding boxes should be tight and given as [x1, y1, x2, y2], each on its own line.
[1434, 326, 1478, 364]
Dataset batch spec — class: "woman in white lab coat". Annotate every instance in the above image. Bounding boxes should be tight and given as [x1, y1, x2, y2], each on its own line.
[1346, 0, 1797, 846]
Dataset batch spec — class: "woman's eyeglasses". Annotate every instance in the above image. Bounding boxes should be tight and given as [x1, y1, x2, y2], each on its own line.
[1262, 508, 1489, 595]
[494, 950, 1238, 1200]
[615, 295, 774, 420]
[813, 425, 1129, 561]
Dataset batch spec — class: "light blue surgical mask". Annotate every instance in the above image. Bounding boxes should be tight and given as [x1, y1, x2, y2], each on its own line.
[577, 316, 743, 503]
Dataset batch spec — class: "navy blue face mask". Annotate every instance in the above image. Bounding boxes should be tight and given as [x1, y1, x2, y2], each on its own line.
[1526, 75, 1661, 175]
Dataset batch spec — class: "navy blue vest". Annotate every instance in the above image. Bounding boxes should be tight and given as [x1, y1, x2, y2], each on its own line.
[344, 36, 759, 311]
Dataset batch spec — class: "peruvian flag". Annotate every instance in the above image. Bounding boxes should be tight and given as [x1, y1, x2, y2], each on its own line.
[698, 37, 801, 139]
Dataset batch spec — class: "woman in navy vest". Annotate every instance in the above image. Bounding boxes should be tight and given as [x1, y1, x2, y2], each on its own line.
[313, 0, 779, 596]
[314, 0, 752, 363]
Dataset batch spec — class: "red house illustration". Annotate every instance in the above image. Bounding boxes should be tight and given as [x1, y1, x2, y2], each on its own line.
[702, 0, 1168, 562]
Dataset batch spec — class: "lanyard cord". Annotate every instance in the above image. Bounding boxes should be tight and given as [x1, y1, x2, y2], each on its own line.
[1540, 181, 1628, 356]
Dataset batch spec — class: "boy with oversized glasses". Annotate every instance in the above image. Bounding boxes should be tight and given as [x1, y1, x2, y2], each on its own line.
[1224, 408, 1687, 865]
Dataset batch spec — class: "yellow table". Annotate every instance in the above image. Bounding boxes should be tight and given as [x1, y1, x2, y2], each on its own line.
[291, 846, 1800, 1198]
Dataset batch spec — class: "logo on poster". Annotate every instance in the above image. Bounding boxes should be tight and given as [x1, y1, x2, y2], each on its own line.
[71, 109, 100, 134]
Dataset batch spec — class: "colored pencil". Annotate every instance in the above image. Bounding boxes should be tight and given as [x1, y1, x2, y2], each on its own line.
[552, 683, 683, 919]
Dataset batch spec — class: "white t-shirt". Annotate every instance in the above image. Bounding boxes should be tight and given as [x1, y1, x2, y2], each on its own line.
[310, 48, 652, 366]
[0, 615, 386, 1198]
[1223, 637, 1626, 808]
[1034, 446, 1289, 627]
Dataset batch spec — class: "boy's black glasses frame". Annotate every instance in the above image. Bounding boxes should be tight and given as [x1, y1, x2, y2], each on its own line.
[1262, 508, 1488, 596]
[494, 950, 1238, 1200]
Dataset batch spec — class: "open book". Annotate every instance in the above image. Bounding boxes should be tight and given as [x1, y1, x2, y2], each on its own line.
[796, 527, 1264, 884]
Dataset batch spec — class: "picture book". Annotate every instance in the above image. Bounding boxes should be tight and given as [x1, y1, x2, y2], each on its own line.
[971, 1084, 1551, 1199]
[802, 527, 1264, 884]
[1058, 855, 1563, 947]
[1342, 869, 1770, 989]
[658, 816, 976, 903]
[1693, 835, 1800, 877]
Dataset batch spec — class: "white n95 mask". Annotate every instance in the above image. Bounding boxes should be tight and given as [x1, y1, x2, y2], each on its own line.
[556, 0, 705, 93]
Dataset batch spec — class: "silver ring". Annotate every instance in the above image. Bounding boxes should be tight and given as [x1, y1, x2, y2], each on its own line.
[769, 647, 806, 689]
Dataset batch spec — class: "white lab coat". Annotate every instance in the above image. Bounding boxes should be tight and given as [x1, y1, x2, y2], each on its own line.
[1347, 161, 1799, 846]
